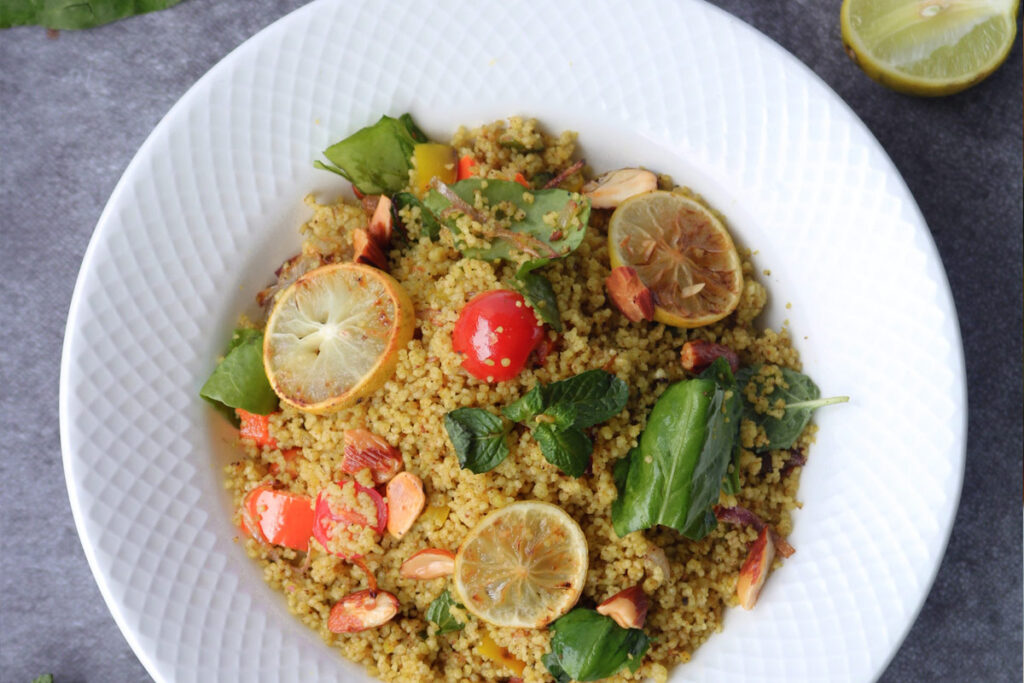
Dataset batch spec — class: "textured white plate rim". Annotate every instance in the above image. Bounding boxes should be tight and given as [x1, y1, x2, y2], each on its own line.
[57, 1, 968, 681]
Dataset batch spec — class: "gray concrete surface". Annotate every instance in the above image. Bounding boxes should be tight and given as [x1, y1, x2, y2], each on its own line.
[1, 1, 1021, 681]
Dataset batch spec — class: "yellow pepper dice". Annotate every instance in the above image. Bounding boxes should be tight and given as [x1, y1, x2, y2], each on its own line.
[412, 143, 457, 195]
[476, 632, 526, 676]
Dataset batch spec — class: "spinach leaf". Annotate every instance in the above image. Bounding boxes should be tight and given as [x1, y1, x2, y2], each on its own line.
[511, 260, 562, 331]
[534, 423, 592, 478]
[443, 408, 511, 473]
[315, 114, 423, 195]
[543, 609, 650, 682]
[1, 0, 182, 29]
[392, 191, 441, 241]
[720, 441, 743, 495]
[612, 358, 741, 540]
[199, 328, 278, 417]
[425, 590, 465, 635]
[421, 179, 589, 261]
[736, 365, 849, 451]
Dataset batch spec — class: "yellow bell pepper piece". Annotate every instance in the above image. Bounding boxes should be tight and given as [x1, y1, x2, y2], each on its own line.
[412, 143, 457, 195]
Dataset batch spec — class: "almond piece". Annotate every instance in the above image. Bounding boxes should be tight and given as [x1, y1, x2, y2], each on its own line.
[605, 266, 655, 322]
[583, 168, 658, 209]
[596, 585, 649, 629]
[341, 429, 404, 485]
[736, 526, 776, 610]
[399, 548, 456, 580]
[680, 339, 740, 373]
[352, 228, 388, 269]
[327, 589, 399, 633]
[385, 472, 425, 539]
[368, 194, 393, 246]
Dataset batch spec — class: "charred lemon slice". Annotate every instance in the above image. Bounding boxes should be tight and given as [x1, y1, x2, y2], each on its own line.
[453, 501, 588, 629]
[608, 190, 743, 328]
[263, 263, 414, 413]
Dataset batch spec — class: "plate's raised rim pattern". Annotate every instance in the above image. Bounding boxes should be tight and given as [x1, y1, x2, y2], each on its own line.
[60, 1, 966, 681]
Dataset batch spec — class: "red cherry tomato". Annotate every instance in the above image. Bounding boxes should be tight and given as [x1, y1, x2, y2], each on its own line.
[452, 290, 544, 382]
[312, 481, 387, 559]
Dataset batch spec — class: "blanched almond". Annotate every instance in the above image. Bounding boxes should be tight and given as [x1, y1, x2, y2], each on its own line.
[385, 472, 425, 539]
[352, 228, 388, 269]
[736, 526, 776, 610]
[368, 194, 393, 246]
[341, 429, 403, 485]
[327, 589, 399, 633]
[583, 168, 658, 209]
[645, 546, 671, 583]
[680, 339, 740, 373]
[605, 266, 655, 322]
[596, 585, 649, 629]
[399, 548, 455, 579]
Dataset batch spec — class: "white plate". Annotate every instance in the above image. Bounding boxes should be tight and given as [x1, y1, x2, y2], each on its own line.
[59, 0, 966, 681]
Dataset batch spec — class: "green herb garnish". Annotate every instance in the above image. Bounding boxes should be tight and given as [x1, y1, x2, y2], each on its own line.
[199, 328, 278, 420]
[542, 609, 650, 682]
[1, 0, 182, 29]
[314, 114, 425, 195]
[443, 408, 512, 473]
[612, 357, 741, 540]
[392, 191, 441, 241]
[426, 590, 465, 635]
[735, 365, 849, 451]
[510, 260, 562, 332]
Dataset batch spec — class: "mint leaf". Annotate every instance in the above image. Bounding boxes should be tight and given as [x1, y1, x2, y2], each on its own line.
[512, 261, 562, 332]
[502, 385, 544, 423]
[316, 114, 423, 195]
[534, 423, 592, 478]
[426, 590, 465, 635]
[199, 329, 278, 417]
[543, 369, 629, 429]
[544, 609, 650, 681]
[444, 408, 511, 473]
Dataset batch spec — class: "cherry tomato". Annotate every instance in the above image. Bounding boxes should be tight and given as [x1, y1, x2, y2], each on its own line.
[312, 481, 387, 559]
[242, 486, 314, 551]
[452, 290, 544, 382]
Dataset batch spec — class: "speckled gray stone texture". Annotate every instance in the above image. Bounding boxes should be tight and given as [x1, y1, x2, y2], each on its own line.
[1, 1, 1020, 681]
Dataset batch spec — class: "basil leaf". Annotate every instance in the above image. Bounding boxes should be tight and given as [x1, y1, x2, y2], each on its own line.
[502, 385, 544, 423]
[199, 329, 278, 417]
[612, 358, 740, 539]
[736, 365, 849, 451]
[543, 369, 629, 429]
[534, 423, 592, 478]
[544, 609, 650, 682]
[511, 261, 562, 332]
[422, 179, 589, 261]
[425, 590, 465, 635]
[392, 191, 441, 241]
[1, 0, 182, 29]
[316, 114, 421, 195]
[443, 408, 511, 473]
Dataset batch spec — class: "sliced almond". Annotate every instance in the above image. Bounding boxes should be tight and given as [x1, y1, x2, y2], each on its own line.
[582, 168, 658, 209]
[352, 228, 388, 270]
[736, 526, 776, 610]
[399, 548, 456, 580]
[596, 585, 649, 629]
[605, 266, 655, 322]
[327, 589, 399, 633]
[341, 429, 404, 485]
[385, 472, 425, 539]
[368, 194, 393, 246]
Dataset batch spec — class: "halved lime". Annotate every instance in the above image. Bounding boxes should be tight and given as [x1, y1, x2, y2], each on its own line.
[841, 0, 1019, 95]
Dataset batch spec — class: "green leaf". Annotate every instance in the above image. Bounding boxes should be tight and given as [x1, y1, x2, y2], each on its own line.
[543, 369, 629, 429]
[534, 423, 592, 478]
[443, 408, 511, 473]
[612, 358, 741, 540]
[511, 260, 562, 331]
[735, 365, 849, 451]
[199, 329, 278, 417]
[422, 178, 589, 261]
[543, 609, 650, 682]
[1, 0, 182, 29]
[31, 676, 54, 683]
[399, 113, 429, 143]
[502, 385, 545, 423]
[425, 590, 465, 635]
[721, 441, 742, 495]
[392, 191, 441, 241]
[317, 114, 422, 195]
